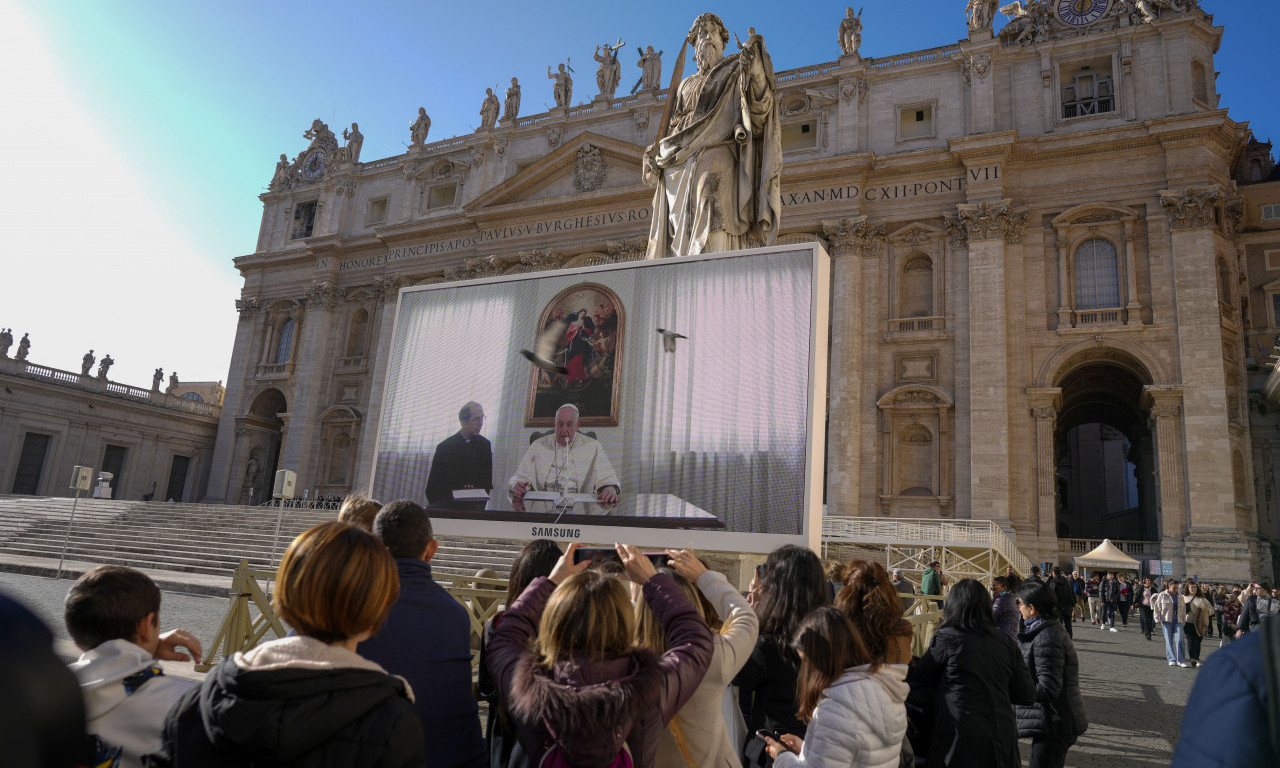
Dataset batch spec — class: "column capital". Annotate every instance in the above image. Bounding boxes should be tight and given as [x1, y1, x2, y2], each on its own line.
[821, 216, 885, 258]
[1026, 386, 1063, 415]
[1141, 384, 1184, 414]
[304, 281, 346, 312]
[374, 274, 406, 304]
[235, 296, 261, 323]
[946, 198, 1029, 244]
[1159, 186, 1218, 230]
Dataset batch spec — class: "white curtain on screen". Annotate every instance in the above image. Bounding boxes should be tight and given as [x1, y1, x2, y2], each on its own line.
[620, 254, 810, 533]
[375, 287, 518, 501]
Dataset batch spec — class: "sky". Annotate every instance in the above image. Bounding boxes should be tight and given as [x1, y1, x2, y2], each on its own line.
[0, 0, 1274, 387]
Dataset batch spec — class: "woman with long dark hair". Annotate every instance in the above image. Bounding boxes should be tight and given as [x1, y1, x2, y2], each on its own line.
[761, 608, 909, 767]
[907, 579, 1035, 768]
[1013, 581, 1088, 768]
[477, 539, 561, 768]
[734, 545, 830, 768]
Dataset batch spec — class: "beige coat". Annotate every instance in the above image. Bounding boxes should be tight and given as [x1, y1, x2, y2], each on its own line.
[653, 570, 759, 768]
[1184, 594, 1212, 637]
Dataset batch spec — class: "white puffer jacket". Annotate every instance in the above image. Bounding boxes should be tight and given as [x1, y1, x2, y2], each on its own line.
[773, 663, 909, 768]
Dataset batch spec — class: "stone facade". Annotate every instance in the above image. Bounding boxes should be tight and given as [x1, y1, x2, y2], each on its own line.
[203, 4, 1274, 580]
[0, 356, 220, 502]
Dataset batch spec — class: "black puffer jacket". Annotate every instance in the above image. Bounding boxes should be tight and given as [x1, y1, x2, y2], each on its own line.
[1014, 618, 1087, 742]
[145, 636, 424, 768]
[908, 626, 1036, 768]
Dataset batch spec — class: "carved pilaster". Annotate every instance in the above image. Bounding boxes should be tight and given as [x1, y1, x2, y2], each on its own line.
[821, 216, 885, 259]
[374, 275, 406, 304]
[949, 199, 1028, 243]
[606, 238, 647, 262]
[235, 297, 261, 323]
[1027, 387, 1062, 558]
[304, 281, 346, 311]
[1142, 385, 1187, 559]
[1159, 186, 1219, 230]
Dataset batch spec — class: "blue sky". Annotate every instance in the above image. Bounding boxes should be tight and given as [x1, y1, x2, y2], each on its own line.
[1, 0, 1273, 386]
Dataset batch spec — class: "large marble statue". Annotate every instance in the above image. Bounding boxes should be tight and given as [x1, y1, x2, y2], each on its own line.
[16, 332, 30, 360]
[0, 328, 12, 357]
[303, 119, 338, 155]
[270, 153, 292, 190]
[503, 77, 521, 122]
[342, 123, 363, 162]
[97, 354, 113, 379]
[410, 108, 432, 146]
[479, 88, 500, 129]
[152, 367, 163, 392]
[643, 14, 782, 259]
[167, 372, 179, 395]
[594, 39, 626, 100]
[838, 7, 863, 56]
[967, 0, 996, 31]
[633, 46, 663, 93]
[548, 61, 574, 107]
[81, 350, 95, 375]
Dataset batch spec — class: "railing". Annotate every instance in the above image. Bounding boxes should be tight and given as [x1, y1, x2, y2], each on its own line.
[255, 362, 292, 379]
[887, 316, 944, 333]
[1060, 538, 1160, 558]
[256, 499, 342, 511]
[2, 358, 217, 417]
[105, 381, 153, 400]
[823, 515, 1031, 576]
[362, 157, 402, 170]
[868, 45, 963, 71]
[18, 362, 81, 385]
[777, 61, 840, 83]
[419, 135, 472, 153]
[1062, 95, 1115, 119]
[1073, 307, 1124, 326]
[337, 355, 367, 372]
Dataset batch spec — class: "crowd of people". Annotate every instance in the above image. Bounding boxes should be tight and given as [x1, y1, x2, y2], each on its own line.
[4, 493, 1280, 767]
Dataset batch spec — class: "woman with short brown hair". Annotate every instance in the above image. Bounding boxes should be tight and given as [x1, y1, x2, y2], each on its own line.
[150, 522, 423, 768]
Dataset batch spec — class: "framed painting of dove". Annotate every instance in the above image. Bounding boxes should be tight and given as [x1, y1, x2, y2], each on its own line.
[523, 282, 624, 426]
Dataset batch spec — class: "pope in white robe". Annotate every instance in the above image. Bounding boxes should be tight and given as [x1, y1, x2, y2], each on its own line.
[510, 404, 620, 504]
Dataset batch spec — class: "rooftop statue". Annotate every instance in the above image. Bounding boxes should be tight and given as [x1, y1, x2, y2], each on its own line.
[16, 332, 30, 361]
[503, 77, 522, 122]
[594, 39, 626, 99]
[643, 14, 782, 259]
[342, 123, 363, 162]
[479, 88, 500, 129]
[0, 328, 12, 358]
[838, 7, 863, 56]
[81, 350, 95, 376]
[96, 354, 114, 380]
[303, 119, 338, 155]
[153, 367, 163, 392]
[632, 46, 664, 93]
[967, 0, 996, 31]
[548, 61, 574, 107]
[410, 108, 432, 147]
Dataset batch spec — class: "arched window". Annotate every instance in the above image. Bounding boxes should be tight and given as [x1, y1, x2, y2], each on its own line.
[179, 392, 204, 402]
[274, 318, 295, 364]
[345, 308, 369, 358]
[1074, 238, 1120, 310]
[899, 255, 934, 318]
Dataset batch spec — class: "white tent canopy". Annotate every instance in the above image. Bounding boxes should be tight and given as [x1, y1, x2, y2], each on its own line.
[1072, 538, 1142, 572]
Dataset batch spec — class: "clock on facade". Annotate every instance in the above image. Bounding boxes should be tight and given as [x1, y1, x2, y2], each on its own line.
[301, 149, 327, 180]
[1056, 0, 1111, 27]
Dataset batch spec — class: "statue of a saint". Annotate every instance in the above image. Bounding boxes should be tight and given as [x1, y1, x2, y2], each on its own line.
[152, 368, 163, 392]
[633, 46, 664, 93]
[410, 108, 432, 146]
[479, 88, 500, 129]
[0, 328, 12, 358]
[967, 0, 996, 31]
[838, 7, 863, 56]
[81, 350, 95, 376]
[342, 123, 363, 162]
[15, 333, 30, 361]
[97, 354, 114, 380]
[270, 154, 293, 190]
[548, 62, 574, 108]
[503, 77, 522, 122]
[167, 372, 179, 395]
[643, 15, 782, 259]
[594, 39, 625, 100]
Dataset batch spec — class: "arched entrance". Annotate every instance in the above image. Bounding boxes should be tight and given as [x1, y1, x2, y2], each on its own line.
[1054, 363, 1158, 542]
[236, 388, 287, 505]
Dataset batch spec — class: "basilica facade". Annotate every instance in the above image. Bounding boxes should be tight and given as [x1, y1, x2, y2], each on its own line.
[201, 2, 1279, 580]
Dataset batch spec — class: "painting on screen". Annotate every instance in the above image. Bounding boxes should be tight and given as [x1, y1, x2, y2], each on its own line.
[524, 282, 624, 427]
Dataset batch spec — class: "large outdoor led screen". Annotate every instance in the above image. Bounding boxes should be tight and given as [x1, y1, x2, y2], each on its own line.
[370, 243, 829, 553]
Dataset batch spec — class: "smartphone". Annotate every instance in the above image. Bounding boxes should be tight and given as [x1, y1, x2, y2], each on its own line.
[572, 548, 671, 567]
[755, 728, 783, 742]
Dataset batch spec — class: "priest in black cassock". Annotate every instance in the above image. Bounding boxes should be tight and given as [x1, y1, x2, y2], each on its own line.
[425, 401, 493, 504]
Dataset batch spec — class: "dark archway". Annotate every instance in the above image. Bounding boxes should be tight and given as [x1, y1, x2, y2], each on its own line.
[240, 388, 287, 505]
[1054, 362, 1157, 542]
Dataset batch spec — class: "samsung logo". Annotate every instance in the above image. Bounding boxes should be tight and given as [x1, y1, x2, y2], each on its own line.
[531, 526, 582, 539]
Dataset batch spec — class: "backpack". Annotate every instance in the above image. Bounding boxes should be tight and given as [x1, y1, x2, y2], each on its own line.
[538, 743, 632, 768]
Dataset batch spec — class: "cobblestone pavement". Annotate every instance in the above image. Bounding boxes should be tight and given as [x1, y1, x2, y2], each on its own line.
[2, 572, 1221, 765]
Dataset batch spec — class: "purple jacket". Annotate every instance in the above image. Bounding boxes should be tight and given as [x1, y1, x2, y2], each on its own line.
[485, 574, 713, 768]
[993, 590, 1020, 639]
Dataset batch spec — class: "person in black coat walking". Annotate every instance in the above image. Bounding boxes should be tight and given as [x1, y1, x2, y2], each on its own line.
[907, 579, 1036, 768]
[1013, 581, 1088, 768]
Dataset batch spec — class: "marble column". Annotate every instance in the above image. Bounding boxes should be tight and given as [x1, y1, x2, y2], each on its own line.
[352, 275, 405, 494]
[1142, 386, 1187, 575]
[822, 217, 885, 517]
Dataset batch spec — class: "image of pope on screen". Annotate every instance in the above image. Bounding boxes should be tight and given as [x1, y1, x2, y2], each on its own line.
[510, 403, 620, 505]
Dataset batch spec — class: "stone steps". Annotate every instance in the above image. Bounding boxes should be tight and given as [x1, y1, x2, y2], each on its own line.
[0, 496, 524, 593]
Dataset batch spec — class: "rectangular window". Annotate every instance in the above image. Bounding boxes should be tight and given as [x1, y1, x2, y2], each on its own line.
[427, 183, 458, 210]
[1263, 204, 1280, 222]
[1271, 293, 1280, 328]
[12, 432, 51, 494]
[1265, 249, 1280, 271]
[365, 197, 388, 226]
[291, 201, 317, 239]
[898, 104, 934, 141]
[166, 455, 190, 503]
[1061, 60, 1115, 119]
[781, 122, 818, 152]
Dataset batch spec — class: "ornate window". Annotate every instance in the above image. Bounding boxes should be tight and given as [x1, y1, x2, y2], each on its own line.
[274, 318, 295, 364]
[885, 223, 946, 335]
[1059, 59, 1114, 119]
[899, 255, 934, 318]
[1191, 61, 1209, 105]
[1073, 239, 1120, 310]
[344, 308, 369, 358]
[876, 386, 954, 517]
